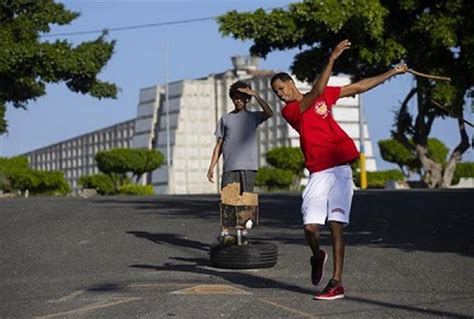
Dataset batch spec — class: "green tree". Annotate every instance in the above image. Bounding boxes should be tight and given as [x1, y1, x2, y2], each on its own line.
[452, 162, 474, 185]
[95, 148, 164, 183]
[379, 138, 449, 179]
[0, 156, 69, 195]
[256, 147, 304, 191]
[0, 0, 118, 134]
[266, 146, 304, 189]
[78, 173, 116, 195]
[256, 167, 294, 191]
[218, 0, 473, 188]
[266, 147, 304, 175]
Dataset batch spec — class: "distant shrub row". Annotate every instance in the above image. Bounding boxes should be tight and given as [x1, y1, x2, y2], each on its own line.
[0, 156, 70, 195]
[78, 174, 154, 195]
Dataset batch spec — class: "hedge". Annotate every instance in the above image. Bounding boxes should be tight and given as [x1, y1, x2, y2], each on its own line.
[452, 162, 474, 185]
[78, 174, 117, 195]
[256, 167, 294, 190]
[119, 184, 154, 195]
[354, 169, 405, 189]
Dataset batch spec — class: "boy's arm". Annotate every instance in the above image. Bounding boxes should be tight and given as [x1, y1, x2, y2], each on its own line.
[237, 87, 274, 119]
[207, 138, 223, 183]
[299, 39, 351, 113]
[340, 64, 408, 98]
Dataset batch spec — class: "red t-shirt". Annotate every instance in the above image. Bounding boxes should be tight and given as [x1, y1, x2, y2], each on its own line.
[281, 86, 359, 173]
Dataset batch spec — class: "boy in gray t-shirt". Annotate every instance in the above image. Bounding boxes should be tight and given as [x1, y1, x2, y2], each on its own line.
[207, 81, 273, 242]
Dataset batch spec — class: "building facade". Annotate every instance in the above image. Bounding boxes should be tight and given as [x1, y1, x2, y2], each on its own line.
[24, 120, 135, 190]
[23, 56, 377, 194]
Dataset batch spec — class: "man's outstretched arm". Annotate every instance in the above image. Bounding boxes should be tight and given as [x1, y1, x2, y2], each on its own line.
[299, 39, 352, 112]
[340, 64, 408, 98]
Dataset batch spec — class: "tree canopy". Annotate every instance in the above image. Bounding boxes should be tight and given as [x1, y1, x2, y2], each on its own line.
[378, 138, 449, 176]
[256, 146, 304, 191]
[0, 0, 118, 134]
[95, 148, 164, 183]
[218, 0, 473, 187]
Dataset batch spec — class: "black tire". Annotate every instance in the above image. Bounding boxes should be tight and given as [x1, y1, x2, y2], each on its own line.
[210, 242, 278, 269]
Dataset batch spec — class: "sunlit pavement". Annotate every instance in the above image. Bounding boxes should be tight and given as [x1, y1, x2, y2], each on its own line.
[1, 191, 473, 318]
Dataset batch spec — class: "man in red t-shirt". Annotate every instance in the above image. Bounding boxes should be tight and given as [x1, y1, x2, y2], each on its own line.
[271, 39, 408, 300]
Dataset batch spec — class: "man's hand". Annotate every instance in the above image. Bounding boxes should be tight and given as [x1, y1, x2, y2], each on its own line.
[393, 63, 408, 74]
[330, 39, 351, 62]
[207, 168, 214, 183]
[237, 87, 257, 97]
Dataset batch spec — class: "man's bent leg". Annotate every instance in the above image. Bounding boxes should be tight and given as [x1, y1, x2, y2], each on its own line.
[328, 221, 345, 282]
[304, 223, 321, 256]
[305, 223, 327, 286]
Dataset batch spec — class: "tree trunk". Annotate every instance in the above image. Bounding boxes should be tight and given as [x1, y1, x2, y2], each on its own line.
[412, 83, 445, 188]
[441, 119, 471, 187]
[416, 144, 443, 188]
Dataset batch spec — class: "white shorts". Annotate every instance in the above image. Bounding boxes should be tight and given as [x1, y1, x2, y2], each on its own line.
[301, 165, 354, 226]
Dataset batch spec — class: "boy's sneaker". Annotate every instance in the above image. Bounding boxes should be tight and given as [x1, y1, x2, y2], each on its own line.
[314, 279, 345, 300]
[310, 250, 327, 286]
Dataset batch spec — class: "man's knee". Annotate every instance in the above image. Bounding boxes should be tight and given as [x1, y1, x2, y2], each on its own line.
[304, 223, 319, 235]
[328, 221, 344, 232]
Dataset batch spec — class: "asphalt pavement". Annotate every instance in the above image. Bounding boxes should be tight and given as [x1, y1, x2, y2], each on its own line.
[0, 190, 473, 318]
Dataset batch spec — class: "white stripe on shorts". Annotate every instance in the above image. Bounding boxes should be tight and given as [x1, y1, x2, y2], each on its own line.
[301, 165, 354, 226]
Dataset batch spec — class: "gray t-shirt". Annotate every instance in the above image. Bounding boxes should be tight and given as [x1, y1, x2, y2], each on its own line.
[215, 109, 267, 172]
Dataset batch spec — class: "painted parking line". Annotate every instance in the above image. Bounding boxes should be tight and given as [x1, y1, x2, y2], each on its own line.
[259, 298, 319, 319]
[128, 283, 191, 288]
[48, 290, 86, 303]
[171, 284, 252, 295]
[35, 297, 141, 319]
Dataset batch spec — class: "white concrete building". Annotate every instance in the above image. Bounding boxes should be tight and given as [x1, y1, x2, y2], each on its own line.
[22, 56, 377, 194]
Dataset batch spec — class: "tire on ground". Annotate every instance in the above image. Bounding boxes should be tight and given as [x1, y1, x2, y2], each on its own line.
[210, 242, 278, 269]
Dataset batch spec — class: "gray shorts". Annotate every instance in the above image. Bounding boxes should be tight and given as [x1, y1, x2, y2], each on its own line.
[221, 170, 256, 193]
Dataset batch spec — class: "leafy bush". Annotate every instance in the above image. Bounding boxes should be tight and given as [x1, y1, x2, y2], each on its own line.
[30, 170, 70, 195]
[0, 156, 69, 195]
[78, 174, 117, 195]
[379, 138, 449, 173]
[452, 162, 474, 185]
[0, 156, 29, 170]
[353, 169, 405, 189]
[256, 167, 294, 190]
[266, 147, 304, 175]
[119, 184, 154, 195]
[427, 139, 450, 164]
[0, 156, 30, 192]
[96, 148, 164, 182]
[379, 139, 417, 170]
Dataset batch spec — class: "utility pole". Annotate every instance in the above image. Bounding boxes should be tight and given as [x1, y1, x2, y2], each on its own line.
[164, 45, 171, 190]
[358, 94, 367, 189]
[214, 78, 220, 192]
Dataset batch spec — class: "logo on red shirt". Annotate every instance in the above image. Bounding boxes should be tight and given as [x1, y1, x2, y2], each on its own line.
[314, 101, 329, 119]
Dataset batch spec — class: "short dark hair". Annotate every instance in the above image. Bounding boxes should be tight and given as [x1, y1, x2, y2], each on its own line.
[270, 72, 294, 86]
[229, 81, 251, 100]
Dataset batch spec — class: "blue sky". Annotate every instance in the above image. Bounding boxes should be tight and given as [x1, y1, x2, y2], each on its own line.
[0, 0, 472, 169]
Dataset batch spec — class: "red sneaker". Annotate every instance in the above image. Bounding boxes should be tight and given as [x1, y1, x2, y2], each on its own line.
[314, 279, 344, 300]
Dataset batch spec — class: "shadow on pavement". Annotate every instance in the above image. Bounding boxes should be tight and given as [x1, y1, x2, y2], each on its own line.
[127, 231, 211, 252]
[100, 190, 474, 256]
[126, 261, 472, 319]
